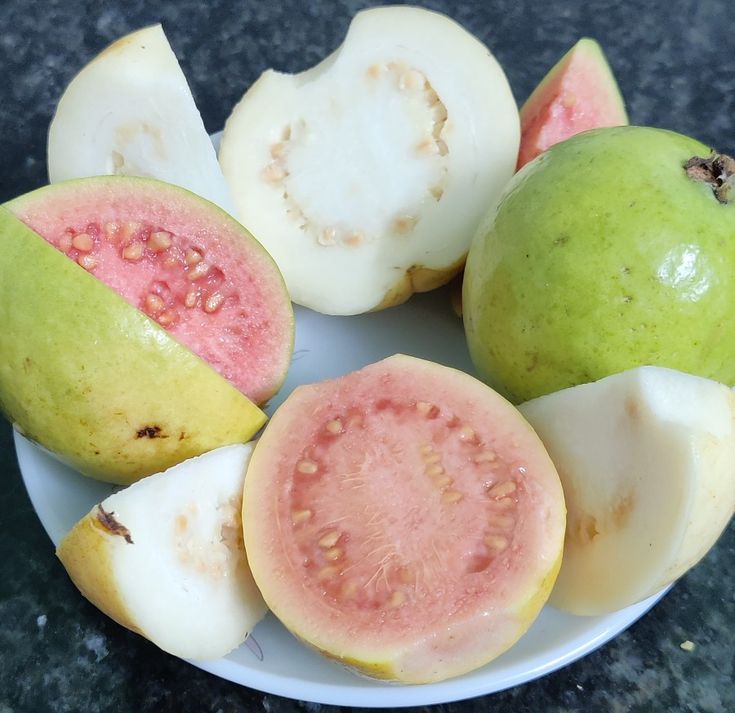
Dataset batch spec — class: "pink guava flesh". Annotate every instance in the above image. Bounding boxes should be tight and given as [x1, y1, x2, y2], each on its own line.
[243, 355, 566, 682]
[517, 39, 628, 170]
[8, 177, 293, 404]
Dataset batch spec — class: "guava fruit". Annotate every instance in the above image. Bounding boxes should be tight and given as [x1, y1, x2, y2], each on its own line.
[57, 443, 267, 659]
[47, 25, 235, 215]
[463, 126, 735, 403]
[220, 6, 519, 315]
[519, 366, 735, 616]
[517, 38, 628, 170]
[242, 354, 565, 684]
[1, 176, 293, 483]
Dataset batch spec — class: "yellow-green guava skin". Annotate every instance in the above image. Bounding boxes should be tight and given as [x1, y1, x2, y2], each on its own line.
[0, 207, 266, 484]
[463, 126, 735, 403]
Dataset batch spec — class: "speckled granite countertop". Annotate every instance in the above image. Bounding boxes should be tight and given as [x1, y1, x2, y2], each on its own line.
[0, 1, 733, 711]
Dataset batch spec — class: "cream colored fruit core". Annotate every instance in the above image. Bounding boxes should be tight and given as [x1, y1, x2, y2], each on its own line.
[260, 62, 449, 249]
[108, 122, 168, 177]
[173, 495, 245, 579]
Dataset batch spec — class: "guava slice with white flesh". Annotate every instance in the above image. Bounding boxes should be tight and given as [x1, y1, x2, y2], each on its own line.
[243, 355, 565, 683]
[519, 366, 735, 616]
[57, 444, 267, 660]
[47, 24, 235, 215]
[220, 6, 520, 315]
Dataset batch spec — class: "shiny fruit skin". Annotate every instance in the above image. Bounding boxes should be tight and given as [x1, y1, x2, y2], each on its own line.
[464, 126, 735, 403]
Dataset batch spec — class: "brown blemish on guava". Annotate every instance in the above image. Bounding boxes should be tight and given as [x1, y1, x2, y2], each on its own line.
[685, 153, 735, 204]
[624, 396, 640, 418]
[136, 425, 164, 439]
[568, 492, 633, 547]
[95, 505, 134, 544]
[611, 494, 634, 528]
[571, 513, 599, 545]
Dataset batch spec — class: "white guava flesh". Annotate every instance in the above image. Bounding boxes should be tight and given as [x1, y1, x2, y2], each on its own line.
[47, 24, 235, 215]
[56, 443, 267, 659]
[220, 6, 520, 315]
[519, 366, 735, 616]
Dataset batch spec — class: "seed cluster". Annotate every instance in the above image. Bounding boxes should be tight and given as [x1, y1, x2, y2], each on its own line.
[260, 61, 450, 250]
[56, 220, 229, 330]
[286, 399, 524, 611]
[173, 497, 244, 579]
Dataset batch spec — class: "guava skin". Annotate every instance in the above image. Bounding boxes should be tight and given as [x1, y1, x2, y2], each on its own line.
[0, 208, 266, 484]
[463, 126, 735, 403]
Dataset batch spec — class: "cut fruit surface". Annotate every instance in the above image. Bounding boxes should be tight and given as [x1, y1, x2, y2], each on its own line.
[243, 355, 565, 683]
[6, 176, 293, 406]
[57, 444, 267, 660]
[0, 204, 266, 483]
[47, 24, 235, 215]
[517, 38, 627, 170]
[519, 366, 735, 616]
[220, 6, 519, 315]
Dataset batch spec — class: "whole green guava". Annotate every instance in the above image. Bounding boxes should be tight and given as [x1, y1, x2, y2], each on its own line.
[463, 126, 735, 403]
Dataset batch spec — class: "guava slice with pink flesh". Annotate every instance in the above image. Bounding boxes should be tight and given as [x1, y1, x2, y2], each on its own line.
[242, 354, 566, 684]
[6, 176, 293, 406]
[516, 38, 628, 170]
[0, 203, 266, 484]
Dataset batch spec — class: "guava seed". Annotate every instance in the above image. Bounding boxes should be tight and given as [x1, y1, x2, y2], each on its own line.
[122, 241, 143, 261]
[488, 481, 517, 498]
[72, 232, 93, 251]
[148, 230, 172, 252]
[318, 530, 341, 549]
[77, 254, 97, 270]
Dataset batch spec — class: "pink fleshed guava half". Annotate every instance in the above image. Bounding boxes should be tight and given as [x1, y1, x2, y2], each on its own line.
[7, 176, 293, 405]
[242, 354, 566, 684]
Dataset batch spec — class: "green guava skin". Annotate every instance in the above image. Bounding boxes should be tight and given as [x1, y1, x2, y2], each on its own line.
[463, 126, 735, 404]
[0, 207, 266, 484]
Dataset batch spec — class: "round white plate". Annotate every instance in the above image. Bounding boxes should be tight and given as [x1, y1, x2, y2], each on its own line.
[15, 289, 669, 708]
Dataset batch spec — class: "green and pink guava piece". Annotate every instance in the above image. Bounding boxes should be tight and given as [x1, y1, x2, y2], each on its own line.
[242, 355, 566, 683]
[516, 37, 628, 170]
[0, 176, 293, 483]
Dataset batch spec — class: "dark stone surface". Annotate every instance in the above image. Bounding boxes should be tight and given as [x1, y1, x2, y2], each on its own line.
[0, 1, 733, 711]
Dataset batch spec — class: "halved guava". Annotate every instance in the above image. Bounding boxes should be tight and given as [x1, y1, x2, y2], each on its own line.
[516, 38, 628, 170]
[57, 443, 267, 659]
[242, 355, 565, 683]
[47, 24, 235, 215]
[1, 177, 293, 483]
[520, 366, 735, 616]
[220, 6, 519, 315]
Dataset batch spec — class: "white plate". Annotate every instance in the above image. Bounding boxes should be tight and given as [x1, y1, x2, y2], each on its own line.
[15, 289, 669, 707]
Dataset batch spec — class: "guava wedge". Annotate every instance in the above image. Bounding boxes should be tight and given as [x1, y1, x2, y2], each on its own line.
[1, 177, 294, 483]
[57, 444, 267, 659]
[7, 175, 293, 406]
[516, 38, 628, 170]
[519, 366, 735, 616]
[242, 355, 565, 683]
[220, 6, 519, 315]
[47, 24, 235, 215]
